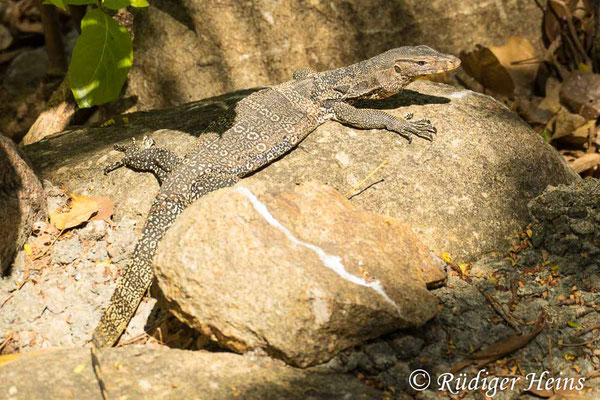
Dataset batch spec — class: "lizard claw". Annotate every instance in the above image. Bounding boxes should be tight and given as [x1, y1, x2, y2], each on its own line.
[393, 118, 437, 143]
[405, 119, 437, 141]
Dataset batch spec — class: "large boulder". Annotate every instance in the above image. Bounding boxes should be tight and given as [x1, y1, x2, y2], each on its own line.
[0, 347, 381, 399]
[154, 179, 445, 367]
[529, 178, 600, 261]
[21, 81, 579, 261]
[126, 0, 543, 110]
[0, 135, 46, 274]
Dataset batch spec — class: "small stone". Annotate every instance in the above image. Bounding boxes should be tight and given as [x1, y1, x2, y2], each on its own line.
[138, 379, 152, 391]
[390, 335, 425, 359]
[569, 219, 595, 236]
[52, 237, 83, 265]
[107, 229, 137, 264]
[362, 341, 397, 371]
[0, 24, 12, 50]
[4, 47, 48, 87]
[86, 241, 108, 262]
[79, 220, 108, 241]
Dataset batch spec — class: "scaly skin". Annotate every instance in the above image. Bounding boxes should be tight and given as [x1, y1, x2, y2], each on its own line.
[90, 46, 460, 399]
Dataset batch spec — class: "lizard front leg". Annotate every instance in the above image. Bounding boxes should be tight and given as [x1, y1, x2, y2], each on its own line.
[330, 101, 436, 143]
[104, 136, 182, 184]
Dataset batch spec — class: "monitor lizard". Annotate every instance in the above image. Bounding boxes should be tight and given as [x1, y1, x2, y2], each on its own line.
[90, 45, 460, 399]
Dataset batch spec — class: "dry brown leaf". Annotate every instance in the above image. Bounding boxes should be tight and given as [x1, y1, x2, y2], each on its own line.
[570, 153, 600, 173]
[551, 111, 587, 141]
[544, 0, 578, 42]
[489, 36, 539, 90]
[90, 196, 115, 224]
[527, 384, 588, 399]
[49, 194, 99, 230]
[460, 45, 514, 95]
[560, 72, 600, 119]
[451, 312, 546, 373]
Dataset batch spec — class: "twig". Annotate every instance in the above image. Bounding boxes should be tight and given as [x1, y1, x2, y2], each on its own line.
[0, 331, 16, 353]
[344, 160, 389, 198]
[33, 228, 64, 260]
[347, 179, 384, 200]
[551, 0, 592, 65]
[36, 0, 66, 76]
[116, 316, 168, 347]
[575, 321, 600, 337]
[586, 370, 600, 379]
[0, 295, 13, 310]
[482, 291, 522, 334]
[593, 0, 600, 72]
[559, 337, 597, 347]
[548, 335, 554, 376]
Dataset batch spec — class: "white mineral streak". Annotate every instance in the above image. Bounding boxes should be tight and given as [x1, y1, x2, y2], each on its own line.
[448, 90, 470, 99]
[235, 186, 400, 311]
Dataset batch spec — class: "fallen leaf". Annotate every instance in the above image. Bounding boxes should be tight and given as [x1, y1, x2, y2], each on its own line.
[570, 153, 600, 174]
[543, 0, 578, 42]
[73, 363, 85, 374]
[451, 312, 545, 372]
[527, 386, 587, 399]
[49, 194, 99, 230]
[89, 196, 114, 224]
[0, 353, 24, 366]
[101, 118, 115, 127]
[489, 36, 539, 90]
[560, 72, 600, 119]
[550, 110, 587, 141]
[23, 243, 32, 256]
[460, 45, 514, 95]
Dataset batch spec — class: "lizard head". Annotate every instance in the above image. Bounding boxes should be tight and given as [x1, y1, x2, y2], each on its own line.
[338, 46, 461, 100]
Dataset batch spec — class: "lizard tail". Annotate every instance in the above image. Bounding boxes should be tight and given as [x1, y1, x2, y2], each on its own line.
[90, 196, 185, 400]
[92, 256, 154, 347]
[92, 195, 185, 347]
[90, 256, 153, 400]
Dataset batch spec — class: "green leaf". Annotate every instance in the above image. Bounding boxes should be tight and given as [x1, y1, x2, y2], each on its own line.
[567, 321, 582, 329]
[102, 0, 148, 9]
[130, 0, 149, 7]
[64, 0, 98, 4]
[102, 0, 131, 10]
[43, 0, 67, 10]
[68, 8, 133, 108]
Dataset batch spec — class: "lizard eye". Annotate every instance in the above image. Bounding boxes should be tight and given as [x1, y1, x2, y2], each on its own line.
[394, 65, 401, 73]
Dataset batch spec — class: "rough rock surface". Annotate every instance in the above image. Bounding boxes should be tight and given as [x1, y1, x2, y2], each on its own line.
[529, 178, 600, 262]
[0, 135, 46, 274]
[0, 347, 381, 400]
[1, 168, 598, 399]
[0, 183, 144, 350]
[21, 81, 579, 261]
[154, 179, 444, 367]
[127, 0, 543, 110]
[329, 251, 600, 399]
